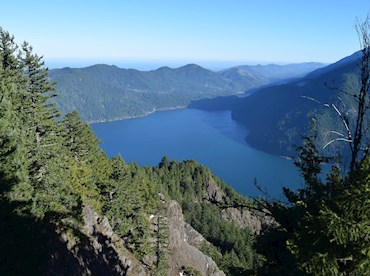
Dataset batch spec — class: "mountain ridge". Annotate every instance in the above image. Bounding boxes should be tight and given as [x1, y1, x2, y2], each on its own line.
[220, 62, 325, 82]
[49, 62, 324, 122]
[189, 50, 362, 156]
[230, 50, 362, 156]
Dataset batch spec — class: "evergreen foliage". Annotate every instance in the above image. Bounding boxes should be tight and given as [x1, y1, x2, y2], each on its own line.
[150, 158, 259, 275]
[2, 22, 368, 275]
[256, 18, 370, 275]
[0, 28, 169, 273]
[228, 49, 364, 156]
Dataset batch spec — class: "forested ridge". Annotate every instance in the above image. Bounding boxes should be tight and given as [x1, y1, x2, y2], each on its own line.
[48, 60, 323, 123]
[48, 63, 247, 122]
[230, 51, 364, 157]
[1, 19, 370, 276]
[192, 50, 366, 158]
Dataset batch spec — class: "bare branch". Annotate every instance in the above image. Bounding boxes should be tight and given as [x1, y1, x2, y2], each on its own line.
[328, 130, 345, 137]
[301, 95, 322, 105]
[323, 138, 353, 149]
[332, 104, 352, 139]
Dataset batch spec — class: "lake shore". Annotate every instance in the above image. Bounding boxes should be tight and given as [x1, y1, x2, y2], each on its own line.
[88, 105, 186, 124]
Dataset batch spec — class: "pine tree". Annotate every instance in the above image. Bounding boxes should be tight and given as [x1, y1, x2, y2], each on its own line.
[0, 30, 80, 219]
[0, 29, 34, 209]
[61, 110, 111, 210]
[257, 17, 370, 275]
[0, 28, 18, 71]
[0, 68, 29, 195]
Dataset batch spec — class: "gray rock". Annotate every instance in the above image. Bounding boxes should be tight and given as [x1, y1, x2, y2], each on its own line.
[167, 200, 225, 276]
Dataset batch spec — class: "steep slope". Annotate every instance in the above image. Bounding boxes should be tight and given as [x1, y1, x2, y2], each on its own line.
[166, 200, 225, 276]
[230, 51, 361, 156]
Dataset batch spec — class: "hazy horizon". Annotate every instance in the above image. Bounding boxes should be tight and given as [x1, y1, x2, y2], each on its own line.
[2, 0, 369, 69]
[45, 57, 329, 71]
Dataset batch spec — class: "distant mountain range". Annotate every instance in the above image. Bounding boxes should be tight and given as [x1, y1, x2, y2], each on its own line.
[219, 62, 325, 84]
[49, 62, 324, 122]
[192, 51, 361, 156]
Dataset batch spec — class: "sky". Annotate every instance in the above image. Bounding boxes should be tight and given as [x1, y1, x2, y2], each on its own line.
[1, 0, 369, 69]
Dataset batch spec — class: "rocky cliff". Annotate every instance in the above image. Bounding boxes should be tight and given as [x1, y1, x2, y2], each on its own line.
[204, 176, 270, 234]
[45, 201, 226, 275]
[167, 200, 225, 276]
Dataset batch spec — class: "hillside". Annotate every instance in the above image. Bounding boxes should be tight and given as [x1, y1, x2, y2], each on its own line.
[49, 62, 324, 122]
[189, 52, 361, 157]
[187, 52, 359, 157]
[0, 29, 266, 275]
[49, 64, 250, 122]
[229, 51, 361, 156]
[219, 62, 325, 87]
[1, 21, 369, 275]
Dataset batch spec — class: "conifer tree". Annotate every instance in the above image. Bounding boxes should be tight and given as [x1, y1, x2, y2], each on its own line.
[0, 29, 80, 219]
[0, 28, 18, 71]
[257, 17, 370, 275]
[0, 68, 29, 194]
[61, 110, 111, 210]
[0, 29, 34, 208]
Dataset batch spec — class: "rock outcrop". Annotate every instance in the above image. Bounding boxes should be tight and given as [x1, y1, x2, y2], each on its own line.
[204, 176, 269, 234]
[221, 207, 263, 234]
[46, 201, 226, 275]
[51, 205, 146, 275]
[45, 176, 267, 275]
[204, 177, 226, 204]
[167, 200, 225, 276]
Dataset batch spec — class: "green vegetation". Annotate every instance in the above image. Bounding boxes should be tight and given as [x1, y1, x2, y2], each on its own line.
[49, 62, 324, 123]
[0, 28, 259, 274]
[229, 55, 361, 156]
[148, 158, 260, 274]
[48, 64, 248, 122]
[1, 18, 369, 275]
[0, 27, 162, 273]
[255, 18, 370, 275]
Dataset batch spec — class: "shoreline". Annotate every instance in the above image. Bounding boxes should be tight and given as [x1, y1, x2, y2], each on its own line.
[88, 105, 186, 124]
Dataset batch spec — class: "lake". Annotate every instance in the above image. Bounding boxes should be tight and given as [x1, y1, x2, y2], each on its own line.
[91, 108, 303, 199]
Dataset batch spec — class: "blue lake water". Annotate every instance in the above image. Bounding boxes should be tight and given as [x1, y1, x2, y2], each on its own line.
[91, 108, 303, 199]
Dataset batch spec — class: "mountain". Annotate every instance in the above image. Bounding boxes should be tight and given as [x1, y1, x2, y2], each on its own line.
[1, 31, 268, 274]
[49, 62, 323, 122]
[49, 64, 260, 122]
[228, 52, 361, 156]
[1, 54, 264, 275]
[218, 62, 325, 88]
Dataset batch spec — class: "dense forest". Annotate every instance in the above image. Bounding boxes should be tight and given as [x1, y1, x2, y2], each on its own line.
[1, 18, 370, 275]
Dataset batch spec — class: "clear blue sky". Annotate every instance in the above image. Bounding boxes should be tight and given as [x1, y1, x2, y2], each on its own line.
[1, 0, 369, 68]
